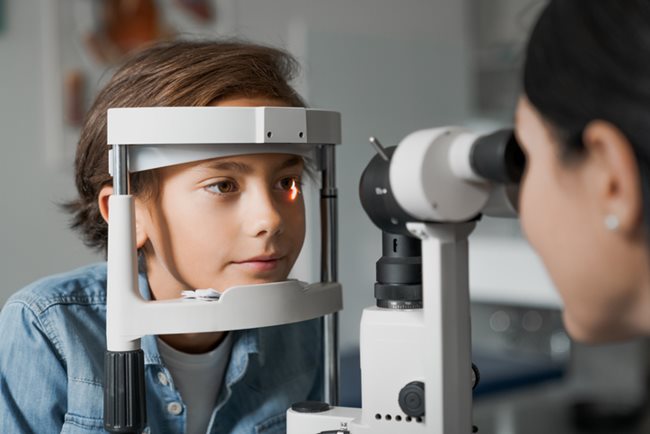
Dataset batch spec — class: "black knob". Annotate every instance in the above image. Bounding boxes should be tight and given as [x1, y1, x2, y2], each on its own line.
[359, 146, 417, 237]
[104, 350, 147, 433]
[291, 401, 331, 413]
[398, 381, 425, 418]
[472, 363, 481, 390]
[374, 232, 422, 309]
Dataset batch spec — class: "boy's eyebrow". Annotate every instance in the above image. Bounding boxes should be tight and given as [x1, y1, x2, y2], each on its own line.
[203, 160, 254, 174]
[275, 156, 304, 171]
[198, 155, 304, 173]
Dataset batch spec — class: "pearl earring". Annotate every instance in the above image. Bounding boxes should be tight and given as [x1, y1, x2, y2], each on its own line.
[604, 214, 620, 231]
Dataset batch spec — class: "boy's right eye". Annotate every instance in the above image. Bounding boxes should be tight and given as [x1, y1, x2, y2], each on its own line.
[206, 180, 238, 194]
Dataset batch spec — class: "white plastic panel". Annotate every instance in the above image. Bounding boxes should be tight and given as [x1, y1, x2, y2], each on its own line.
[112, 281, 343, 342]
[390, 127, 490, 222]
[108, 143, 316, 174]
[107, 106, 341, 145]
[257, 106, 307, 143]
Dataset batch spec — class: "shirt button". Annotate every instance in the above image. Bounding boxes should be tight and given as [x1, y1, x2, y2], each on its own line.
[167, 401, 183, 416]
[157, 371, 169, 386]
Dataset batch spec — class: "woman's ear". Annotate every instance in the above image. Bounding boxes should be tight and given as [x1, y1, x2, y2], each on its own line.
[98, 185, 150, 249]
[582, 121, 643, 236]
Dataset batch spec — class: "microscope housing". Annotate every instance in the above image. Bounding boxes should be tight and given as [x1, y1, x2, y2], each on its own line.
[287, 126, 523, 434]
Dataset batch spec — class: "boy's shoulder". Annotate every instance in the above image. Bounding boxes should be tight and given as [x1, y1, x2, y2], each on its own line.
[5, 262, 108, 315]
[257, 318, 322, 368]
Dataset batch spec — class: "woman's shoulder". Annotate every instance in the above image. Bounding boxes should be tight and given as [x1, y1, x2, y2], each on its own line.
[4, 262, 108, 315]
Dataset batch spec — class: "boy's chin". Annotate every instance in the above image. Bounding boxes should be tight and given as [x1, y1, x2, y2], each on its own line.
[217, 271, 291, 291]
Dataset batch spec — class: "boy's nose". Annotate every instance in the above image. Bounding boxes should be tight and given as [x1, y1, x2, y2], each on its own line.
[245, 189, 284, 238]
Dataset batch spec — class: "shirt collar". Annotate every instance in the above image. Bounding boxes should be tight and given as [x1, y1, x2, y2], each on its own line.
[142, 329, 261, 384]
[224, 329, 261, 387]
[136, 261, 262, 373]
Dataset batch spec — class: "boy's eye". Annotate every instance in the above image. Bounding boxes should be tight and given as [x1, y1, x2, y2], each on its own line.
[206, 180, 238, 194]
[278, 176, 298, 190]
[277, 176, 303, 192]
[277, 176, 302, 201]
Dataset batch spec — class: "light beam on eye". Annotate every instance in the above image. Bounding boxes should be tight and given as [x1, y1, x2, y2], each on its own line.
[290, 179, 299, 201]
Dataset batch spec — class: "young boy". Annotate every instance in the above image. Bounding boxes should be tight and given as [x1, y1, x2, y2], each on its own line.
[0, 40, 322, 434]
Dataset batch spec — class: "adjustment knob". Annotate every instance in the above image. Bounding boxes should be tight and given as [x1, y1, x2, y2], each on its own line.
[104, 350, 147, 432]
[472, 363, 481, 390]
[291, 401, 331, 413]
[398, 381, 425, 417]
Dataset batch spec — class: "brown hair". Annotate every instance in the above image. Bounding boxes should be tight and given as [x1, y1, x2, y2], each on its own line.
[64, 39, 306, 253]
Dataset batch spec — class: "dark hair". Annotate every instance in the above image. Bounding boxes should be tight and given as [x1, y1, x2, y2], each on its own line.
[64, 39, 306, 253]
[523, 0, 650, 232]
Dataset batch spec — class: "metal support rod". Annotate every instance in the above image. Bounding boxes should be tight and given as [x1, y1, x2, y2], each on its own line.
[412, 222, 475, 433]
[112, 144, 129, 195]
[320, 144, 340, 405]
[106, 144, 146, 433]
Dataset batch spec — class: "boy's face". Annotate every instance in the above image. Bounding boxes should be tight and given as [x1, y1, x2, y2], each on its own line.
[137, 97, 307, 300]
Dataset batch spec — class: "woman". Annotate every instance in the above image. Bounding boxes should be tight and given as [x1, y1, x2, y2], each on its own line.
[516, 0, 650, 343]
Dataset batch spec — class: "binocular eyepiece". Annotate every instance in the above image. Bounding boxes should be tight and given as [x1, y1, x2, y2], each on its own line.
[359, 128, 524, 234]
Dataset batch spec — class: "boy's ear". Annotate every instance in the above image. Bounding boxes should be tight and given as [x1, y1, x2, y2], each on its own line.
[98, 185, 150, 249]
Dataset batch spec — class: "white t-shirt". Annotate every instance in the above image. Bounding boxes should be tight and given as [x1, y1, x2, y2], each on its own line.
[157, 333, 234, 434]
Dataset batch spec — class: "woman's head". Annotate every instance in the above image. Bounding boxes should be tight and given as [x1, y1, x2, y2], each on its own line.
[515, 0, 650, 341]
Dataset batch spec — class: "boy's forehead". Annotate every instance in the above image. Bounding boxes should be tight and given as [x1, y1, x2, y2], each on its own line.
[193, 153, 304, 172]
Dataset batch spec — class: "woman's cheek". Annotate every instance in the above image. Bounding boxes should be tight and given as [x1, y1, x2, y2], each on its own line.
[517, 175, 536, 244]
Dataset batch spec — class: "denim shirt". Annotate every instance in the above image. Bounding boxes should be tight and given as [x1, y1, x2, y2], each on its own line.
[0, 263, 323, 434]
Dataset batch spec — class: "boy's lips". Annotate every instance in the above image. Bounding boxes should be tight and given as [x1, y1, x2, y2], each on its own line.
[235, 253, 283, 262]
[231, 254, 286, 272]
